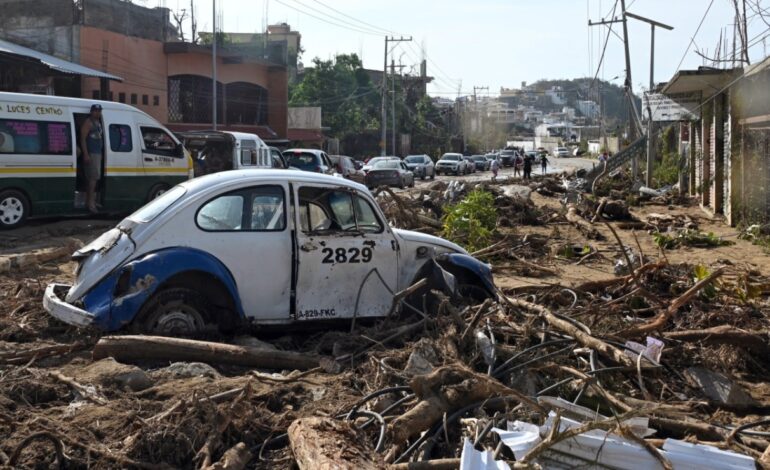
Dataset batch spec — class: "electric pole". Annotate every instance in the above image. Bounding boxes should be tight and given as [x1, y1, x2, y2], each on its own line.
[391, 60, 405, 157]
[625, 11, 673, 187]
[473, 86, 488, 150]
[212, 0, 217, 130]
[381, 36, 411, 155]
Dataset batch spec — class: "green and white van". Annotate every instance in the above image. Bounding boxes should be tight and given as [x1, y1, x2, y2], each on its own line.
[0, 93, 192, 229]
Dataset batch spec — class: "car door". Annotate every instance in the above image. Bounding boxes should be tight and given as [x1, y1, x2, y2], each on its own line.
[194, 182, 291, 321]
[293, 183, 398, 321]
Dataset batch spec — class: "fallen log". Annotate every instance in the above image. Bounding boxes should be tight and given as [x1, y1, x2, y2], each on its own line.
[288, 417, 383, 470]
[384, 363, 541, 463]
[93, 336, 320, 370]
[389, 459, 460, 470]
[566, 204, 604, 240]
[203, 442, 251, 470]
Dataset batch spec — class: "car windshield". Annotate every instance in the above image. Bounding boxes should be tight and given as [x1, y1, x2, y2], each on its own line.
[404, 156, 424, 163]
[442, 155, 460, 161]
[128, 185, 186, 223]
[284, 152, 318, 170]
[367, 157, 393, 166]
[473, 156, 486, 161]
[374, 160, 400, 169]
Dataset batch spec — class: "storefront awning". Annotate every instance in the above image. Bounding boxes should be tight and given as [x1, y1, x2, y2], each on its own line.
[0, 38, 122, 81]
[660, 67, 740, 101]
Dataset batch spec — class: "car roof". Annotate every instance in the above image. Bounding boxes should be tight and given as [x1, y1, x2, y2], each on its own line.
[284, 148, 325, 156]
[180, 169, 369, 195]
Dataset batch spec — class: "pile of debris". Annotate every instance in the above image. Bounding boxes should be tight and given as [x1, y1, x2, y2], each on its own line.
[3, 250, 770, 469]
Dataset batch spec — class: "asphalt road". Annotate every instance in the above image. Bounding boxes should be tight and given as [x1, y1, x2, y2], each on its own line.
[414, 156, 598, 186]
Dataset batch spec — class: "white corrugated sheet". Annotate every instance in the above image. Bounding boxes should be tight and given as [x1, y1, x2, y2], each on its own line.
[0, 38, 122, 81]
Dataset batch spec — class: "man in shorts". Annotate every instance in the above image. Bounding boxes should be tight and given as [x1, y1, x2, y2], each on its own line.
[80, 104, 103, 213]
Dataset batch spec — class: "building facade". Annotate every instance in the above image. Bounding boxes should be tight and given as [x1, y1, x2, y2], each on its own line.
[0, 0, 288, 140]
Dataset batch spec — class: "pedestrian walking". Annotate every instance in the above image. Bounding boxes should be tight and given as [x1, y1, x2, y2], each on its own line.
[79, 104, 103, 214]
[490, 157, 500, 181]
[513, 152, 522, 178]
[523, 153, 533, 180]
[540, 153, 549, 175]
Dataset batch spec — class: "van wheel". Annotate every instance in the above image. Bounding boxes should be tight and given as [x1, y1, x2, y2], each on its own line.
[133, 288, 209, 336]
[147, 184, 169, 202]
[0, 190, 29, 230]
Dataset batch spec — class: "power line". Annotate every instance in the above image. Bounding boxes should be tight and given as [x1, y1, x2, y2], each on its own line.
[308, 0, 403, 36]
[673, 0, 715, 74]
[273, 0, 384, 36]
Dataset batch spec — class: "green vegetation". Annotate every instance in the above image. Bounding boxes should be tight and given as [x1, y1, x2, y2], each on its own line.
[652, 125, 680, 186]
[442, 189, 498, 252]
[738, 224, 770, 253]
[652, 229, 733, 249]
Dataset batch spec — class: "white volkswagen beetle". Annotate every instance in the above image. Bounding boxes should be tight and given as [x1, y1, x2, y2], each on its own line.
[43, 170, 495, 335]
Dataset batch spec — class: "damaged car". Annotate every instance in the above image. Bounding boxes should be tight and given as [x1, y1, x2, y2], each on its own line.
[43, 170, 495, 335]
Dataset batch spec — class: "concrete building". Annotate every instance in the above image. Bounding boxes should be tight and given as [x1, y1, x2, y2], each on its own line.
[661, 60, 770, 226]
[578, 100, 600, 119]
[0, 0, 289, 141]
[546, 86, 567, 105]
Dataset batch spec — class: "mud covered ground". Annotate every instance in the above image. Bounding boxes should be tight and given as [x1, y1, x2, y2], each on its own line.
[3, 175, 770, 469]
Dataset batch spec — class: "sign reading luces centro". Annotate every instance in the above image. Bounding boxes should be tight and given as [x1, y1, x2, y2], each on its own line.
[642, 92, 701, 122]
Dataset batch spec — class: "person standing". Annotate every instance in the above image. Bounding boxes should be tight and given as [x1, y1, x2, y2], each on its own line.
[490, 156, 500, 182]
[540, 153, 549, 175]
[523, 152, 533, 180]
[80, 104, 103, 214]
[513, 152, 522, 178]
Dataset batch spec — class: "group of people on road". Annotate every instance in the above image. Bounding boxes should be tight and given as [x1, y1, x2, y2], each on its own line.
[491, 150, 550, 182]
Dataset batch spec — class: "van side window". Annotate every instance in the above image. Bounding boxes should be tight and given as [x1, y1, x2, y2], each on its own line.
[140, 126, 178, 157]
[241, 140, 257, 166]
[109, 124, 133, 152]
[0, 119, 72, 155]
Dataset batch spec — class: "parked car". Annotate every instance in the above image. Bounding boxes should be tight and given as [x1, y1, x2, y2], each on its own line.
[365, 159, 415, 188]
[463, 157, 477, 173]
[283, 149, 336, 174]
[330, 155, 366, 184]
[484, 153, 499, 163]
[362, 156, 399, 174]
[470, 155, 490, 171]
[499, 149, 518, 167]
[42, 170, 495, 335]
[435, 153, 468, 175]
[553, 147, 570, 158]
[404, 154, 435, 180]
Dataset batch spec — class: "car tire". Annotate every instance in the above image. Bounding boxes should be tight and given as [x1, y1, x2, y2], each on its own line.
[0, 189, 30, 230]
[399, 180, 405, 189]
[410, 179, 415, 188]
[421, 174, 426, 180]
[430, 171, 435, 180]
[147, 183, 170, 203]
[133, 287, 209, 336]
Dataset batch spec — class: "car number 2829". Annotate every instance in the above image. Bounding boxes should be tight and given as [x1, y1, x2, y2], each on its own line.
[321, 247, 372, 264]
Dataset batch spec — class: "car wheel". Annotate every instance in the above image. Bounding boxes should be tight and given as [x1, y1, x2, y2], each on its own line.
[430, 170, 435, 180]
[147, 183, 170, 203]
[410, 178, 415, 188]
[421, 174, 426, 180]
[134, 287, 208, 336]
[0, 189, 30, 230]
[399, 180, 405, 189]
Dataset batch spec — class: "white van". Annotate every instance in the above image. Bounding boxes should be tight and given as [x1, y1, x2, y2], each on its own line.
[0, 92, 192, 229]
[177, 131, 275, 177]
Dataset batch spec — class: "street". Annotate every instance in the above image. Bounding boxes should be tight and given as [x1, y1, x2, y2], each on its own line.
[416, 156, 597, 185]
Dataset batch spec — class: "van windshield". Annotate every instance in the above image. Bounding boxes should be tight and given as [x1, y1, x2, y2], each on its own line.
[128, 186, 186, 223]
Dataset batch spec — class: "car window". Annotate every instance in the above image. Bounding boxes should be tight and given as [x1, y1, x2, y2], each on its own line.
[241, 140, 257, 166]
[353, 195, 383, 232]
[374, 160, 400, 169]
[128, 185, 186, 223]
[141, 126, 179, 157]
[285, 152, 318, 171]
[298, 186, 383, 234]
[196, 185, 285, 232]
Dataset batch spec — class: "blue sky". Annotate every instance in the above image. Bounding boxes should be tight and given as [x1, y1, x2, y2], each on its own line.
[163, 0, 770, 96]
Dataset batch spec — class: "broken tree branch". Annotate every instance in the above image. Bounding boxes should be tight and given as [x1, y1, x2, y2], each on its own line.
[93, 336, 321, 370]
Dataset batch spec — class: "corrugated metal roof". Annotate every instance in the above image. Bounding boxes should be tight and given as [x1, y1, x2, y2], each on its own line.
[0, 38, 122, 81]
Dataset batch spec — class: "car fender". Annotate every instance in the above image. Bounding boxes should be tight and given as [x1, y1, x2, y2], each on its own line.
[437, 253, 497, 298]
[86, 247, 245, 331]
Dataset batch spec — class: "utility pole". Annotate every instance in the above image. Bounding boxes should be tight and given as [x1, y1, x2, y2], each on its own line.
[390, 60, 405, 156]
[473, 86, 488, 150]
[381, 36, 411, 155]
[625, 11, 673, 187]
[212, 0, 217, 130]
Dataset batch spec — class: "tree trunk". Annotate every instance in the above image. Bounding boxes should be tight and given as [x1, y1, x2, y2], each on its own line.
[288, 417, 383, 470]
[93, 335, 320, 370]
